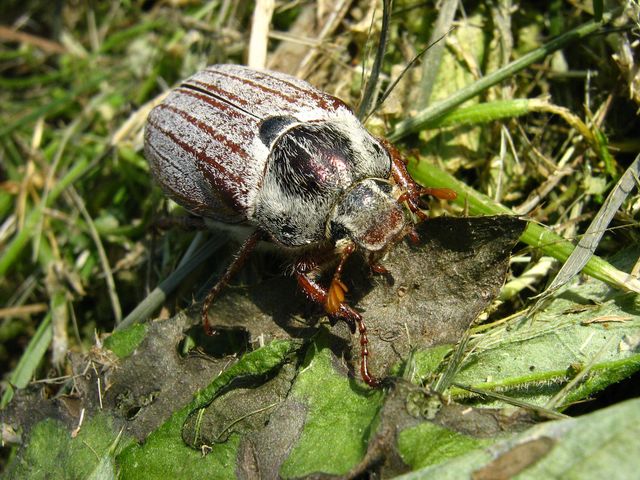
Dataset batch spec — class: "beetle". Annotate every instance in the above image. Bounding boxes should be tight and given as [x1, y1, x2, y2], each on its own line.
[144, 64, 455, 387]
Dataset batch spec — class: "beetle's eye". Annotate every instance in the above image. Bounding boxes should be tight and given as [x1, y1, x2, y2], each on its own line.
[377, 181, 392, 194]
[259, 115, 298, 146]
[280, 223, 296, 240]
[372, 141, 384, 157]
[329, 220, 349, 241]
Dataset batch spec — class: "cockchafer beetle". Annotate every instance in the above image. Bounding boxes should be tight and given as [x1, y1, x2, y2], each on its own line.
[144, 64, 456, 387]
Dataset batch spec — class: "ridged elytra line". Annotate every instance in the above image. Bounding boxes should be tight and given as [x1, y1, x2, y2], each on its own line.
[146, 116, 243, 188]
[179, 83, 261, 121]
[185, 79, 258, 117]
[146, 139, 187, 177]
[155, 103, 250, 161]
[248, 69, 349, 112]
[146, 141, 233, 216]
[204, 68, 301, 111]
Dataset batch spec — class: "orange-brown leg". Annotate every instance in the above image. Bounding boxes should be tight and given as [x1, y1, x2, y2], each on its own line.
[201, 229, 263, 335]
[294, 255, 380, 387]
[381, 138, 456, 218]
[326, 243, 356, 315]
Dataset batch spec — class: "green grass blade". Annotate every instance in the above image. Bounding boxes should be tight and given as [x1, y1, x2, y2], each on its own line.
[414, 98, 540, 129]
[1, 314, 52, 408]
[409, 160, 640, 293]
[388, 9, 619, 141]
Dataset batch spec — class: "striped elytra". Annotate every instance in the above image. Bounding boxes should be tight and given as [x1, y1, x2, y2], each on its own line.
[144, 64, 456, 387]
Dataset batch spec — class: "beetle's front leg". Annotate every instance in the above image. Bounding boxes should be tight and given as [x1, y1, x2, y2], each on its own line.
[294, 254, 380, 387]
[325, 243, 357, 316]
[381, 138, 456, 219]
[294, 244, 357, 326]
[294, 269, 357, 333]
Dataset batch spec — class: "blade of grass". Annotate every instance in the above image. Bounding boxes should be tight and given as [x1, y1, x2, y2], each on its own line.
[0, 70, 66, 89]
[451, 382, 569, 420]
[0, 313, 52, 408]
[98, 20, 166, 53]
[32, 114, 86, 262]
[415, 98, 538, 128]
[408, 98, 615, 170]
[409, 159, 640, 294]
[67, 187, 122, 324]
[388, 8, 620, 141]
[417, 0, 458, 107]
[356, 0, 391, 120]
[116, 235, 228, 331]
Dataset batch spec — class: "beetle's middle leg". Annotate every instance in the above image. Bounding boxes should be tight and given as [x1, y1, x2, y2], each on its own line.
[201, 229, 263, 335]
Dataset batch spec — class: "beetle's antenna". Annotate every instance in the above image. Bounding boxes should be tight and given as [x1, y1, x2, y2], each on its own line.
[365, 27, 455, 123]
[357, 0, 393, 121]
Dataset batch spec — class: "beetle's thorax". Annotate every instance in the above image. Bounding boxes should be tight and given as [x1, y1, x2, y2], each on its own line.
[253, 117, 392, 248]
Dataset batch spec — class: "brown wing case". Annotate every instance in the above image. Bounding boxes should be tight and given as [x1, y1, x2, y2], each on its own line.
[144, 64, 351, 222]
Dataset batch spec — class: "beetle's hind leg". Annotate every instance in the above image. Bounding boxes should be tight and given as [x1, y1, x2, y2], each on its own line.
[201, 229, 263, 335]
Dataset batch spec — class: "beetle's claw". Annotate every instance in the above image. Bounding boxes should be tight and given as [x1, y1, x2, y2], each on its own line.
[419, 187, 457, 201]
[407, 228, 421, 245]
[369, 262, 389, 275]
[326, 277, 348, 315]
[397, 187, 456, 223]
[327, 302, 359, 334]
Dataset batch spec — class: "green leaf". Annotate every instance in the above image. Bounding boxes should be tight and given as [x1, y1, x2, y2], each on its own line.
[398, 422, 490, 470]
[103, 323, 148, 359]
[451, 249, 640, 407]
[116, 340, 298, 479]
[280, 341, 384, 477]
[5, 414, 130, 480]
[401, 344, 453, 383]
[117, 428, 239, 480]
[397, 397, 640, 479]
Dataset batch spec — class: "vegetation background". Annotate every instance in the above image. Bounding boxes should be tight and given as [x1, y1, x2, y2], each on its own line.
[1, 0, 639, 478]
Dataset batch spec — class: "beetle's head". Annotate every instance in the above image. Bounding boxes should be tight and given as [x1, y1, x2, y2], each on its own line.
[328, 178, 405, 252]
